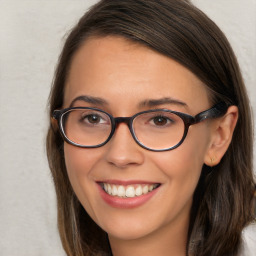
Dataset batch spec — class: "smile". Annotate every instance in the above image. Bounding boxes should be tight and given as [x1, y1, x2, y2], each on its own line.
[101, 183, 160, 198]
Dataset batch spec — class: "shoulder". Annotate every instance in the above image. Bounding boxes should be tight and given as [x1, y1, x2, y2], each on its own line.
[239, 222, 256, 256]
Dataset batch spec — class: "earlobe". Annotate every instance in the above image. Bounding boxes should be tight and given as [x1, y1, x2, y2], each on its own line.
[204, 105, 238, 166]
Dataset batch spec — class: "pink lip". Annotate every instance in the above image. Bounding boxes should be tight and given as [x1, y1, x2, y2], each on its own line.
[96, 181, 160, 209]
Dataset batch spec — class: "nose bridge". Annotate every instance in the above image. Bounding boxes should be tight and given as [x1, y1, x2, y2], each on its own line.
[113, 116, 133, 137]
[105, 116, 144, 168]
[114, 117, 131, 126]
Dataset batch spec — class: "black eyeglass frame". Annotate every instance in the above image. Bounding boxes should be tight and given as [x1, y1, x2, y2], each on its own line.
[52, 102, 229, 152]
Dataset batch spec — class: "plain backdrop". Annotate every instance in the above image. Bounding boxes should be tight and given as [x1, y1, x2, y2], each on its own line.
[0, 1, 255, 255]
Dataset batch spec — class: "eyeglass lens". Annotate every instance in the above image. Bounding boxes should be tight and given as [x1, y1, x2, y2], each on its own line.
[63, 109, 112, 146]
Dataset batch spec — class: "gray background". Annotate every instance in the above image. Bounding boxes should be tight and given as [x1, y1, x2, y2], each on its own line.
[0, 1, 255, 255]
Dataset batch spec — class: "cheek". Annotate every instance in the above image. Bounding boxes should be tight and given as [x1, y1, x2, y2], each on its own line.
[63, 144, 103, 213]
[152, 127, 210, 200]
[64, 143, 103, 176]
[153, 149, 202, 196]
[65, 144, 89, 178]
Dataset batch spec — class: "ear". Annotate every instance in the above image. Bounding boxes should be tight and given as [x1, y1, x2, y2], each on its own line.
[204, 106, 238, 166]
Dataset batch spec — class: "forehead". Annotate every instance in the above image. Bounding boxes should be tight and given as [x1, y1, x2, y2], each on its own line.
[64, 36, 209, 114]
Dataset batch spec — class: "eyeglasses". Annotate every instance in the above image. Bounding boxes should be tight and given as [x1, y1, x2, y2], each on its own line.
[52, 102, 228, 152]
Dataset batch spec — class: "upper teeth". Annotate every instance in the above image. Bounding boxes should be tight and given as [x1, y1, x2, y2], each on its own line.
[102, 183, 158, 198]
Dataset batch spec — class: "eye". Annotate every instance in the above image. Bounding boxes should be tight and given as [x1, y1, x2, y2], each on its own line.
[80, 112, 108, 125]
[86, 114, 102, 124]
[152, 116, 169, 126]
[150, 115, 174, 126]
[137, 111, 177, 129]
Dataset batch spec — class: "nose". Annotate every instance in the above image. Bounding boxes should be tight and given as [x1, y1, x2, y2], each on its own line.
[105, 123, 144, 168]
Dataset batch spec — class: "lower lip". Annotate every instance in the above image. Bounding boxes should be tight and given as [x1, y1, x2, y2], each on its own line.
[97, 184, 160, 209]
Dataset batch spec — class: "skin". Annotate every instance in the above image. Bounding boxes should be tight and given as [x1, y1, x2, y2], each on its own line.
[63, 36, 238, 256]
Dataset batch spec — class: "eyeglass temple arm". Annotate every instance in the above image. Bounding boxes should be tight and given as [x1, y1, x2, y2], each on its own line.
[52, 110, 62, 120]
[194, 102, 229, 123]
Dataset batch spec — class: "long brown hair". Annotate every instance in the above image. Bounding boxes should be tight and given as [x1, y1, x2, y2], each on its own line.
[46, 0, 255, 255]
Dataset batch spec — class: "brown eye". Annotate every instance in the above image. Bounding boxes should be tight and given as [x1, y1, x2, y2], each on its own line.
[153, 116, 168, 126]
[87, 114, 101, 124]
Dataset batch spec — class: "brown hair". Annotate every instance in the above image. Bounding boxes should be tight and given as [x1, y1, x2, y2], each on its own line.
[46, 0, 255, 255]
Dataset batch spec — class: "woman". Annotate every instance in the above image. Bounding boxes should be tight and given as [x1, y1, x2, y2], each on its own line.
[46, 0, 255, 255]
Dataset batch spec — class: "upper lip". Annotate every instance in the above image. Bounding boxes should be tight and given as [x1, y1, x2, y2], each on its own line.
[97, 179, 161, 185]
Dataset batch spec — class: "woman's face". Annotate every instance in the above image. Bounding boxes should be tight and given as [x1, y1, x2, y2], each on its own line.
[63, 36, 213, 242]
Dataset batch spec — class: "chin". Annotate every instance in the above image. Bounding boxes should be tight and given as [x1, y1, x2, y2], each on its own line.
[93, 208, 166, 241]
[106, 221, 157, 241]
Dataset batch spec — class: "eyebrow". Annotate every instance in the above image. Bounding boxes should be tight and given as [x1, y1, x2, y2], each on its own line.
[69, 95, 108, 107]
[69, 95, 187, 109]
[138, 97, 187, 108]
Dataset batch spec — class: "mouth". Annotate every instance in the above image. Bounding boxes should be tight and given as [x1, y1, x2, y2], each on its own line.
[99, 182, 161, 198]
